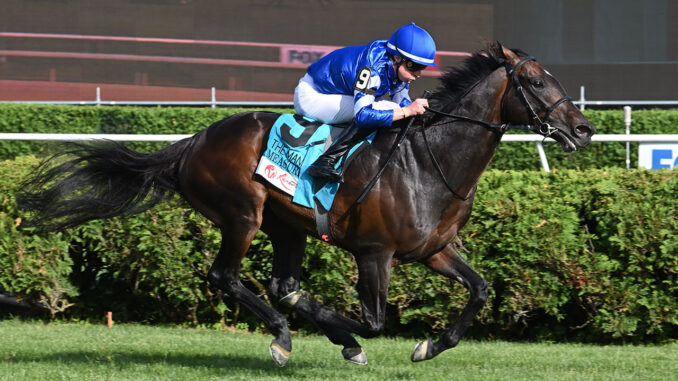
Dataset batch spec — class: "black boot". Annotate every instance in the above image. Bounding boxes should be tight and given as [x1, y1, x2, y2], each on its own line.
[306, 124, 373, 183]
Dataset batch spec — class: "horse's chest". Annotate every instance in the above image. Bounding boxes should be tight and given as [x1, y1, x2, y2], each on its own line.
[390, 199, 473, 261]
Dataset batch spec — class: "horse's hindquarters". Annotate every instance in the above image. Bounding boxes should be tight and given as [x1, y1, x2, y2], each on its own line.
[178, 112, 275, 227]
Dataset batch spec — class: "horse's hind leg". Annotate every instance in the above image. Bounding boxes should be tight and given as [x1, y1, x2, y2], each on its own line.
[179, 113, 293, 366]
[412, 243, 488, 362]
[207, 221, 292, 367]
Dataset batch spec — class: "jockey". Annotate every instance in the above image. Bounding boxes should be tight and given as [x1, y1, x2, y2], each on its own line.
[294, 22, 437, 183]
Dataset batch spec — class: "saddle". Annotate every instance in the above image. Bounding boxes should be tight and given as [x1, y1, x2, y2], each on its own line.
[255, 114, 374, 210]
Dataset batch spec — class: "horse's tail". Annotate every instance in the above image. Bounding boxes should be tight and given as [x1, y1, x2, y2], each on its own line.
[16, 136, 197, 232]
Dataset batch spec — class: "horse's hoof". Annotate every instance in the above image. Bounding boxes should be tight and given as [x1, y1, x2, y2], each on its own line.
[269, 342, 290, 367]
[342, 347, 367, 365]
[411, 340, 431, 362]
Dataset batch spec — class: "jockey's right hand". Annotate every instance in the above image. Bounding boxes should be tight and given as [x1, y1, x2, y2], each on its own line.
[406, 98, 429, 116]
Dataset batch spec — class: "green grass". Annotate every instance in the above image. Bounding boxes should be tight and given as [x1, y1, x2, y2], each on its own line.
[0, 319, 676, 381]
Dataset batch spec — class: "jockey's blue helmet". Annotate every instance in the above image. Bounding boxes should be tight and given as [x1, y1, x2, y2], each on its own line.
[386, 22, 438, 67]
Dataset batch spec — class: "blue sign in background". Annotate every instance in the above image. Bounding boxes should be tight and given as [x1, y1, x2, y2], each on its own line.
[651, 149, 678, 170]
[638, 144, 678, 170]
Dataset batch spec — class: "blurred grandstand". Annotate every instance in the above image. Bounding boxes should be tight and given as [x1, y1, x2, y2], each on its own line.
[1, 1, 676, 103]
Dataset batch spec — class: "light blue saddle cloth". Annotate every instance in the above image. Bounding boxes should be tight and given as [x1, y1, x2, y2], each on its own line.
[258, 114, 374, 210]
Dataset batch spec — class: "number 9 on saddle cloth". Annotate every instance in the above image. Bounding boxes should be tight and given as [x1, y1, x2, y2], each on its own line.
[254, 113, 376, 211]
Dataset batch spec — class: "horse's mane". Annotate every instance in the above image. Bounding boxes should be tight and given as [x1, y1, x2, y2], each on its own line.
[430, 43, 528, 109]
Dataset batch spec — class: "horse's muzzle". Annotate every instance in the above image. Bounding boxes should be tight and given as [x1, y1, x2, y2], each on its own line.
[574, 123, 595, 139]
[552, 121, 595, 152]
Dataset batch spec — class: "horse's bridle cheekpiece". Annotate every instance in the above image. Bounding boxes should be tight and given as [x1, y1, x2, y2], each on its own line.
[503, 56, 572, 137]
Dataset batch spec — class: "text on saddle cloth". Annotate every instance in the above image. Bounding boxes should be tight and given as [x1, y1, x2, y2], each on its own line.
[254, 113, 375, 210]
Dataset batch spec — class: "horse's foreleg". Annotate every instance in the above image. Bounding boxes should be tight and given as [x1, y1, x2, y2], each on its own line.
[264, 218, 372, 364]
[298, 251, 393, 364]
[353, 251, 393, 338]
[413, 243, 488, 362]
[269, 241, 393, 365]
[207, 223, 292, 367]
[277, 287, 367, 363]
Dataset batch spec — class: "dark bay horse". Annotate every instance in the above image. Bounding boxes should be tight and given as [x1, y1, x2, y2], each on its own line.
[17, 42, 595, 366]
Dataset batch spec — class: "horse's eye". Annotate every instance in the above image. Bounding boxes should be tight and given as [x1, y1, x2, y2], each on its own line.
[531, 79, 544, 89]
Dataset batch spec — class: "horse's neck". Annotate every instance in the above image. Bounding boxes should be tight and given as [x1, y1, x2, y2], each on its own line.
[446, 68, 506, 127]
[413, 71, 506, 198]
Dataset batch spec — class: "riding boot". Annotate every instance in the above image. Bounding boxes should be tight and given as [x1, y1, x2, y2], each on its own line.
[306, 124, 373, 183]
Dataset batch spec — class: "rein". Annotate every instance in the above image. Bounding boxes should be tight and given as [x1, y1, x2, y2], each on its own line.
[355, 55, 574, 204]
[355, 116, 415, 204]
[422, 107, 535, 134]
[417, 56, 573, 200]
[422, 56, 571, 137]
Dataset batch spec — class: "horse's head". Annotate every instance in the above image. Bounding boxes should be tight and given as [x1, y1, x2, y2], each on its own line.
[490, 43, 596, 152]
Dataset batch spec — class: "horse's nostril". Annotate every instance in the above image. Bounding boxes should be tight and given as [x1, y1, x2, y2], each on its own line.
[575, 124, 593, 137]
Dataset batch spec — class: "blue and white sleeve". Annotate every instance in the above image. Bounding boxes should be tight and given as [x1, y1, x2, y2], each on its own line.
[391, 83, 412, 108]
[351, 66, 393, 128]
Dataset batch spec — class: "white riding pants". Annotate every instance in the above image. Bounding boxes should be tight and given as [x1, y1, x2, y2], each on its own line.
[294, 73, 400, 125]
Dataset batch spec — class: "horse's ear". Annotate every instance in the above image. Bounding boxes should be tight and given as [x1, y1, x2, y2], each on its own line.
[491, 41, 519, 64]
[487, 41, 504, 59]
[487, 41, 514, 62]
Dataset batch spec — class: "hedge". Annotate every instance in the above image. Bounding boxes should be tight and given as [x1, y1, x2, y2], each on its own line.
[1, 104, 677, 170]
[1, 156, 676, 343]
[0, 104, 292, 161]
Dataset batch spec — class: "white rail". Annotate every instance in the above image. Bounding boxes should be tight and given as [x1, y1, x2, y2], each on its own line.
[1, 133, 676, 173]
[1, 84, 676, 109]
[3, 100, 678, 108]
[501, 134, 678, 142]
[0, 133, 192, 141]
[504, 135, 678, 172]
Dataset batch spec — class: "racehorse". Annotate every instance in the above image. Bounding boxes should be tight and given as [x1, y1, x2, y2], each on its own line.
[17, 42, 595, 366]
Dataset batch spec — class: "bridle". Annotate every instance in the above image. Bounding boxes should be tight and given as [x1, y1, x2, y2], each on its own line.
[424, 56, 572, 137]
[355, 55, 574, 204]
[502, 56, 572, 136]
[417, 56, 572, 201]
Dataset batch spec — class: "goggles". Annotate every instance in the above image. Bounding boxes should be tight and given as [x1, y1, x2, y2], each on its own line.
[404, 59, 427, 72]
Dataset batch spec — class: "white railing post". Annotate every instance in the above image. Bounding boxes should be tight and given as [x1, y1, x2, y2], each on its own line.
[211, 87, 216, 109]
[535, 141, 551, 172]
[95, 87, 101, 106]
[579, 86, 585, 111]
[624, 106, 632, 169]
